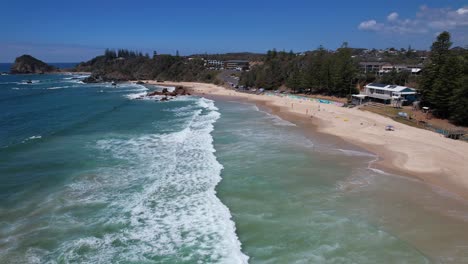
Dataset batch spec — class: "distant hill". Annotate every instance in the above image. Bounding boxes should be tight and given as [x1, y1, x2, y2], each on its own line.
[10, 55, 57, 74]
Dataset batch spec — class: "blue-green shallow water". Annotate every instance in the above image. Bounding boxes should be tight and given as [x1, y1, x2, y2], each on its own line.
[1, 74, 468, 263]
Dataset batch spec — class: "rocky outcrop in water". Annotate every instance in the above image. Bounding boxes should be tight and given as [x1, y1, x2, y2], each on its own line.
[10, 55, 57, 74]
[82, 72, 134, 83]
[136, 86, 190, 101]
[146, 86, 190, 97]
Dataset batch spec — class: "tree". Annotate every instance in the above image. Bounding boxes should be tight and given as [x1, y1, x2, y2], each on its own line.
[419, 31, 468, 124]
[420, 32, 452, 115]
[448, 51, 468, 125]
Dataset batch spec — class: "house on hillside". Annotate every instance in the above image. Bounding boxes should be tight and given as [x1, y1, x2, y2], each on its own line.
[224, 60, 249, 70]
[407, 65, 422, 75]
[359, 62, 387, 73]
[205, 60, 224, 69]
[378, 64, 409, 74]
[352, 83, 418, 105]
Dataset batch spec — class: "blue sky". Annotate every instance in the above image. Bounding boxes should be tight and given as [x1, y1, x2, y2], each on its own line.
[1, 0, 467, 62]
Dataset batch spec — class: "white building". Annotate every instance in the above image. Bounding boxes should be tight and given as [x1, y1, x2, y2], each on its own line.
[353, 83, 418, 105]
[205, 60, 224, 69]
[379, 64, 408, 74]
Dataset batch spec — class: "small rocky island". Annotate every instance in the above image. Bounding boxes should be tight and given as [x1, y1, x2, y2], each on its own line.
[138, 86, 191, 101]
[10, 55, 57, 74]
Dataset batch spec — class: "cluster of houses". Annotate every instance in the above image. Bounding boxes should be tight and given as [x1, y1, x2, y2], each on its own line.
[359, 62, 422, 75]
[352, 83, 418, 106]
[204, 59, 249, 71]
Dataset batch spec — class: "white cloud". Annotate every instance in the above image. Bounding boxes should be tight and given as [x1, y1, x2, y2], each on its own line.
[387, 12, 399, 21]
[358, 5, 468, 34]
[456, 7, 468, 15]
[358, 20, 383, 31]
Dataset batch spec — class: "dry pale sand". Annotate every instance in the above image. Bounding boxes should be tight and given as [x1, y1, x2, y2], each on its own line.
[144, 81, 468, 199]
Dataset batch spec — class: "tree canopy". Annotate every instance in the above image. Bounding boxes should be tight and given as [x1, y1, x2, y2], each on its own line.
[420, 32, 468, 125]
[75, 49, 219, 83]
[240, 43, 358, 97]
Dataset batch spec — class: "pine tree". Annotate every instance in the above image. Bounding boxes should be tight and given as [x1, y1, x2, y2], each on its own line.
[420, 31, 453, 115]
[448, 51, 468, 125]
[429, 56, 458, 118]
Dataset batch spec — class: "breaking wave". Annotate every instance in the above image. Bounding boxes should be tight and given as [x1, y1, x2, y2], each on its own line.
[5, 97, 248, 263]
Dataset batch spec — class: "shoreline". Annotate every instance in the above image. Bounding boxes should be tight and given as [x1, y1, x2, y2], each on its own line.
[140, 80, 468, 200]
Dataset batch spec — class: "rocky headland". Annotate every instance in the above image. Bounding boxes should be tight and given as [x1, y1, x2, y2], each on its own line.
[10, 55, 57, 74]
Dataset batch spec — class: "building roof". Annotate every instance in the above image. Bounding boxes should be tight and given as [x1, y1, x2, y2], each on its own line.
[366, 83, 417, 93]
[225, 60, 249, 63]
[359, 62, 387, 66]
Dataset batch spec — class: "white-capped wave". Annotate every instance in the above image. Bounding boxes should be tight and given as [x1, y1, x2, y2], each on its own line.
[18, 97, 249, 263]
[47, 86, 69, 90]
[22, 135, 42, 143]
[197, 97, 219, 111]
[124, 92, 148, 100]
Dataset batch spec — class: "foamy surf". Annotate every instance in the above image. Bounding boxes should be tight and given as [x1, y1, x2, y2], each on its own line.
[91, 97, 248, 263]
[21, 135, 42, 143]
[13, 97, 248, 263]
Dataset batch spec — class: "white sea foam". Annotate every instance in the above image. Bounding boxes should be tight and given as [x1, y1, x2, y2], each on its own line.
[197, 97, 219, 111]
[63, 79, 86, 84]
[47, 86, 69, 90]
[41, 97, 248, 263]
[124, 92, 148, 100]
[21, 135, 42, 143]
[264, 112, 296, 126]
[255, 108, 296, 127]
[120, 84, 151, 99]
[367, 167, 390, 175]
[152, 85, 176, 92]
[337, 148, 376, 157]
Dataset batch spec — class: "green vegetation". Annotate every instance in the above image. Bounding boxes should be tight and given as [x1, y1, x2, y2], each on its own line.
[240, 44, 358, 97]
[75, 49, 219, 83]
[189, 52, 265, 62]
[419, 32, 468, 126]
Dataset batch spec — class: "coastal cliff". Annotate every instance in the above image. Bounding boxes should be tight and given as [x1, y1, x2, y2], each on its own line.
[10, 55, 57, 74]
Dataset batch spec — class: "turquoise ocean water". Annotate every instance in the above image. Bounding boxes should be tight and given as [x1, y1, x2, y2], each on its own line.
[1, 74, 468, 263]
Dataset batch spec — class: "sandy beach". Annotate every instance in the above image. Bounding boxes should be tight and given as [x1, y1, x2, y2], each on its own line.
[144, 81, 468, 199]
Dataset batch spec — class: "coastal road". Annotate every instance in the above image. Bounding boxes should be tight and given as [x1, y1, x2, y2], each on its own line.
[218, 70, 240, 87]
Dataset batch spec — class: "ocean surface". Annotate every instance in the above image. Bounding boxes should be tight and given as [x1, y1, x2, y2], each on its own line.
[0, 63, 78, 73]
[1, 74, 468, 263]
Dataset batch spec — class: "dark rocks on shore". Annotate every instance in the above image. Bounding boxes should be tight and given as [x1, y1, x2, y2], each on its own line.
[10, 55, 57, 74]
[82, 75, 102, 83]
[82, 71, 134, 83]
[146, 86, 190, 97]
[138, 86, 190, 101]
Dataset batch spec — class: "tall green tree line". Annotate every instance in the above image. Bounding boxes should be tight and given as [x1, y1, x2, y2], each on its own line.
[240, 43, 358, 97]
[420, 32, 468, 125]
[75, 49, 219, 83]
